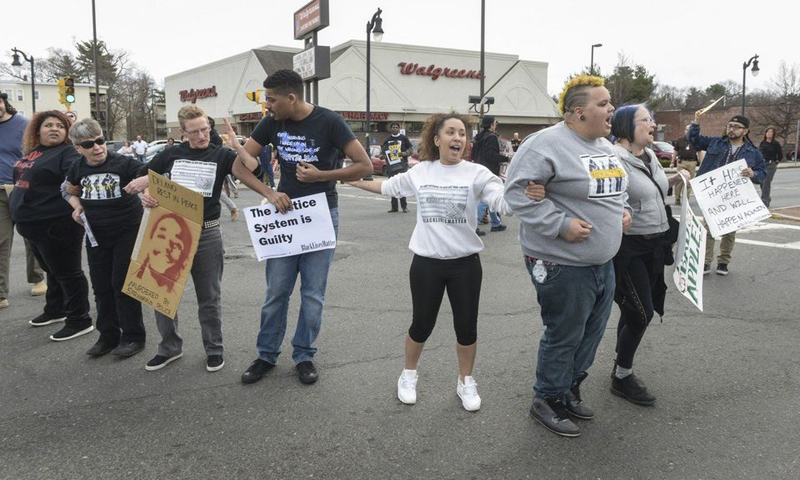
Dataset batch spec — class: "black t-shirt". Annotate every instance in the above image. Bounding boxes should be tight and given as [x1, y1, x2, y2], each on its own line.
[250, 106, 356, 209]
[10, 143, 81, 223]
[673, 137, 698, 160]
[144, 143, 240, 222]
[66, 152, 144, 229]
[381, 134, 413, 175]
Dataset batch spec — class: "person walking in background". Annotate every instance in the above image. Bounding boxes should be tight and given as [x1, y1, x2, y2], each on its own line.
[670, 124, 699, 205]
[472, 115, 508, 236]
[758, 126, 782, 208]
[132, 135, 148, 163]
[117, 141, 135, 158]
[381, 122, 413, 213]
[511, 132, 521, 153]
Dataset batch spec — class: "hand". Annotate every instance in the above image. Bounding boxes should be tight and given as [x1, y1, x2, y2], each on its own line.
[141, 192, 158, 208]
[296, 161, 323, 183]
[524, 181, 545, 201]
[65, 182, 81, 197]
[223, 118, 240, 150]
[563, 219, 592, 242]
[266, 191, 293, 214]
[123, 175, 148, 194]
[693, 108, 706, 124]
[71, 206, 84, 226]
[622, 210, 632, 233]
[740, 167, 754, 178]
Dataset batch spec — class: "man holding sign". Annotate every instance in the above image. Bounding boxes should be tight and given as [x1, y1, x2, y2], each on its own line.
[689, 113, 766, 276]
[240, 70, 372, 385]
[380, 122, 413, 213]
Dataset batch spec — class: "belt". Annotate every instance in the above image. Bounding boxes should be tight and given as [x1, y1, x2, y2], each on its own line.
[203, 219, 220, 229]
[642, 232, 665, 240]
[678, 159, 697, 162]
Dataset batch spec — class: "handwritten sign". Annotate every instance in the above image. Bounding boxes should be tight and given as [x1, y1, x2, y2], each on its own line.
[244, 193, 336, 261]
[690, 159, 770, 239]
[122, 171, 203, 319]
[672, 178, 705, 311]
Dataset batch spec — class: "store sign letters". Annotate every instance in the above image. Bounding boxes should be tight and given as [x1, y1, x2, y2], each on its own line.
[397, 62, 483, 81]
[179, 86, 218, 103]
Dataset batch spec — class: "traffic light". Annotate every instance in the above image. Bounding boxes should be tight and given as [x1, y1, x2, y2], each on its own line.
[57, 78, 67, 106]
[245, 89, 261, 103]
[64, 77, 76, 104]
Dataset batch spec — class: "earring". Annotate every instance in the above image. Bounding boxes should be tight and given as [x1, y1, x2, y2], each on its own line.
[580, 115, 586, 121]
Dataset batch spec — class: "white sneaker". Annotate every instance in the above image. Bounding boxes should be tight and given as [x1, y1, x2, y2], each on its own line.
[457, 376, 481, 412]
[397, 369, 418, 405]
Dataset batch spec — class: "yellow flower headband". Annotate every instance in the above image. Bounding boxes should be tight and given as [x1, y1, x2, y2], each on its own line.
[557, 74, 604, 115]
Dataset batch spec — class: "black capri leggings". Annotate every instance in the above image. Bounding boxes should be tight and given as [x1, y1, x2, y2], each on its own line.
[408, 253, 482, 346]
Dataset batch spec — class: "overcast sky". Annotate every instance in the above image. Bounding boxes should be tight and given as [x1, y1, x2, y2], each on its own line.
[3, 0, 796, 97]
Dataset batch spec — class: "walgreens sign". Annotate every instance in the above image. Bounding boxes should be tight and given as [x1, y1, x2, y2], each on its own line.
[397, 62, 483, 81]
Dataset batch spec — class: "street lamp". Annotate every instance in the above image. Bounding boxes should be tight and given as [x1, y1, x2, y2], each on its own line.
[363, 8, 383, 181]
[590, 43, 602, 76]
[741, 54, 759, 115]
[10, 48, 36, 113]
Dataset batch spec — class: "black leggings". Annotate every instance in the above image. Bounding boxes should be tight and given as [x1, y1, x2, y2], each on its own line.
[408, 253, 482, 346]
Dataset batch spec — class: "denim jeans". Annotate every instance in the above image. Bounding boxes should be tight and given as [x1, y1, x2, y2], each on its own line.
[525, 258, 615, 400]
[256, 208, 339, 364]
[476, 201, 501, 227]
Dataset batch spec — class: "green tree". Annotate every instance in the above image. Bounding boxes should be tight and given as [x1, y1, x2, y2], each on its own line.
[603, 55, 657, 107]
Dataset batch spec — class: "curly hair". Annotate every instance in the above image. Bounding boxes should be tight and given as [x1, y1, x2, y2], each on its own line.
[22, 110, 72, 153]
[418, 112, 474, 161]
[0, 94, 17, 116]
[557, 74, 605, 116]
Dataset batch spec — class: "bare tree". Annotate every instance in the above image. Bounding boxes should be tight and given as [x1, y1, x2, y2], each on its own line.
[750, 61, 800, 147]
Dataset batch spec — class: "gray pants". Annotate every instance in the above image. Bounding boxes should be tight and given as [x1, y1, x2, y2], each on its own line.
[0, 188, 44, 299]
[760, 162, 778, 207]
[155, 226, 224, 357]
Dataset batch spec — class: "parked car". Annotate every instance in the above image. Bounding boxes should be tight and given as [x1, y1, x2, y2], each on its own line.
[370, 145, 419, 176]
[105, 140, 125, 154]
[145, 143, 171, 162]
[651, 141, 675, 167]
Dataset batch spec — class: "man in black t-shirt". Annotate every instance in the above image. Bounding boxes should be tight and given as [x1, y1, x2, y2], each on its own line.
[240, 69, 372, 385]
[380, 122, 413, 213]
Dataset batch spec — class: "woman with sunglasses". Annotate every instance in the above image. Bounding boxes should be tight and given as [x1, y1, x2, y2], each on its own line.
[62, 118, 147, 357]
[10, 111, 93, 341]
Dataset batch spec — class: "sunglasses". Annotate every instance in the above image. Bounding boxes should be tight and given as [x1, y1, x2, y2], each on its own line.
[78, 137, 106, 149]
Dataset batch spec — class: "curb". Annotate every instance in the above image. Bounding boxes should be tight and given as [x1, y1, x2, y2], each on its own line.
[771, 213, 800, 223]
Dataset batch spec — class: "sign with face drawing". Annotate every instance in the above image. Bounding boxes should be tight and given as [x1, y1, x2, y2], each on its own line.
[122, 171, 203, 319]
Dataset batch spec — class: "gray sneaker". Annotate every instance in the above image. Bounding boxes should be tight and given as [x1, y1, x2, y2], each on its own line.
[529, 396, 581, 437]
[565, 372, 595, 420]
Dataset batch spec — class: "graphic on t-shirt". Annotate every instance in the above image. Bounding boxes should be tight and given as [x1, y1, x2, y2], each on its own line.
[13, 151, 43, 189]
[276, 131, 321, 164]
[80, 173, 121, 200]
[581, 154, 628, 199]
[386, 143, 403, 165]
[170, 159, 217, 197]
[418, 185, 469, 224]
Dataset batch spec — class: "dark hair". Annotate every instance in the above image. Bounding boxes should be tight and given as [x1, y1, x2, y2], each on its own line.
[763, 126, 776, 143]
[390, 122, 400, 128]
[0, 93, 17, 116]
[207, 117, 215, 128]
[418, 112, 473, 161]
[480, 115, 495, 130]
[263, 69, 304, 97]
[610, 105, 640, 144]
[23, 110, 72, 153]
[137, 213, 193, 293]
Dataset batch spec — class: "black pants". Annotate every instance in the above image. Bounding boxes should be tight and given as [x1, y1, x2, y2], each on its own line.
[16, 215, 92, 329]
[390, 196, 408, 211]
[87, 223, 145, 344]
[408, 253, 482, 346]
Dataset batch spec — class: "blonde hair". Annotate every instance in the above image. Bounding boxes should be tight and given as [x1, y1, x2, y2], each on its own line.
[557, 74, 605, 117]
[177, 104, 207, 129]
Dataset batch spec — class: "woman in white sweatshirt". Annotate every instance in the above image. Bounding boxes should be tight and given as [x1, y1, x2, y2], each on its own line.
[349, 112, 542, 412]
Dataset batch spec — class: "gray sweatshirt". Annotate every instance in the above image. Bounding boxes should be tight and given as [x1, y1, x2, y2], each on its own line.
[504, 122, 629, 267]
[614, 145, 669, 236]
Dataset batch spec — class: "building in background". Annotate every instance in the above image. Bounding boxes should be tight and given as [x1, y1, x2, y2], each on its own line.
[0, 79, 111, 131]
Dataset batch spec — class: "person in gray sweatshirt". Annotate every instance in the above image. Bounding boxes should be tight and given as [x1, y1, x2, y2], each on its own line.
[504, 75, 631, 438]
[609, 105, 689, 408]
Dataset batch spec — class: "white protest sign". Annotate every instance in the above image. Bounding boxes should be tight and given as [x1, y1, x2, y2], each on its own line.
[672, 177, 705, 311]
[243, 193, 336, 261]
[690, 159, 770, 239]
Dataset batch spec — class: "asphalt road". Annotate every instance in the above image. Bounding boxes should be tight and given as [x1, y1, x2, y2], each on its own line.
[1, 169, 799, 479]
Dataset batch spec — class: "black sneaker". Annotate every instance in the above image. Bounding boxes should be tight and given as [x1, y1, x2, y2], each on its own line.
[50, 325, 94, 342]
[490, 225, 507, 232]
[111, 342, 145, 358]
[297, 360, 318, 384]
[86, 339, 117, 357]
[716, 263, 729, 276]
[206, 355, 225, 372]
[387, 209, 399, 213]
[29, 312, 66, 327]
[565, 372, 594, 420]
[402, 208, 410, 213]
[529, 396, 581, 437]
[475, 228, 486, 237]
[611, 373, 656, 406]
[241, 358, 275, 384]
[703, 264, 711, 275]
[145, 353, 183, 372]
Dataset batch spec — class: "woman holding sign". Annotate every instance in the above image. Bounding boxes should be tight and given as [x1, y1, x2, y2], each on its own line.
[609, 105, 690, 406]
[348, 112, 543, 412]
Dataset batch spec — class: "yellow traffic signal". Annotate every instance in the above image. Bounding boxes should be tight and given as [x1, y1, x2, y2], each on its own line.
[64, 77, 76, 104]
[57, 78, 67, 106]
[245, 89, 261, 103]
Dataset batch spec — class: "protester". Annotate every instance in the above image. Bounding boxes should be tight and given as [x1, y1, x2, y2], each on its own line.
[380, 122, 413, 213]
[472, 116, 508, 235]
[63, 118, 147, 357]
[125, 104, 268, 373]
[239, 69, 372, 385]
[689, 113, 766, 276]
[758, 126, 782, 208]
[11, 111, 94, 341]
[118, 141, 135, 158]
[610, 105, 690, 406]
[511, 132, 521, 153]
[348, 112, 544, 411]
[670, 124, 700, 205]
[259, 143, 277, 188]
[0, 92, 46, 309]
[505, 75, 631, 437]
[132, 135, 148, 163]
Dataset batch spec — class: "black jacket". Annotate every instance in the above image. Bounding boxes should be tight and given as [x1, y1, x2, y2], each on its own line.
[472, 130, 506, 176]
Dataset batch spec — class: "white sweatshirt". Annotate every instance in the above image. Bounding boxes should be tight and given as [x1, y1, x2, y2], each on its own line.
[381, 159, 511, 259]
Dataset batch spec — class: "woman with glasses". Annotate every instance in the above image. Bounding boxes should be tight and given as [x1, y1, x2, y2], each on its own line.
[62, 118, 148, 358]
[10, 111, 94, 341]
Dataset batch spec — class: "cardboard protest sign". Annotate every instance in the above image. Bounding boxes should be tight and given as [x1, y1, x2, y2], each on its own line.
[690, 159, 770, 239]
[243, 192, 336, 261]
[672, 177, 705, 311]
[123, 171, 203, 319]
[386, 143, 403, 165]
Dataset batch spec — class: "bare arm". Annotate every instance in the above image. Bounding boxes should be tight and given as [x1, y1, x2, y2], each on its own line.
[347, 179, 384, 195]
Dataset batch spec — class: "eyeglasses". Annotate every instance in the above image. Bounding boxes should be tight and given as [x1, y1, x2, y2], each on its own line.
[78, 137, 106, 149]
[185, 127, 210, 137]
[636, 118, 656, 125]
[726, 124, 746, 130]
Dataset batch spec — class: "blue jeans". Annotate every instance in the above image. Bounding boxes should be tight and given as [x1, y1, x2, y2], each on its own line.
[256, 208, 339, 364]
[525, 258, 615, 400]
[137, 154, 146, 163]
[477, 201, 501, 227]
